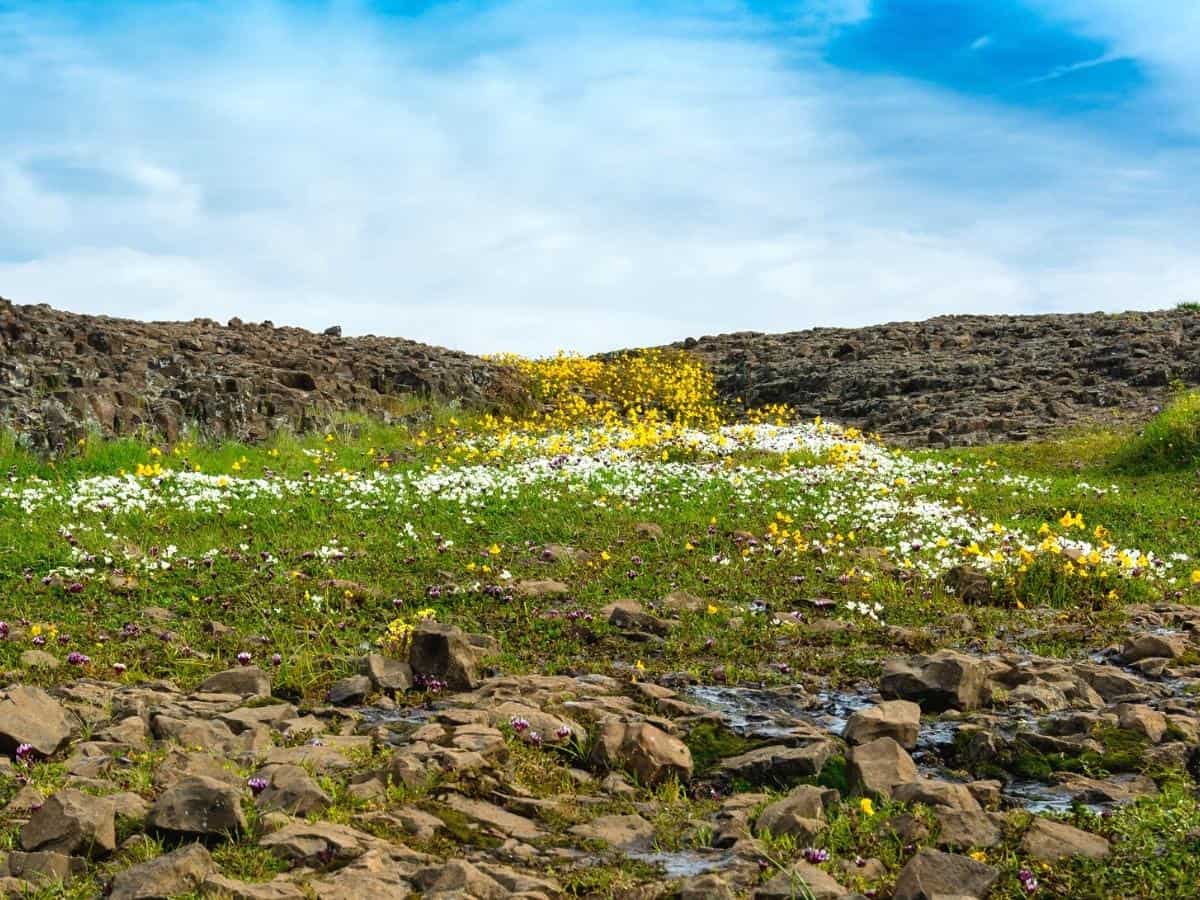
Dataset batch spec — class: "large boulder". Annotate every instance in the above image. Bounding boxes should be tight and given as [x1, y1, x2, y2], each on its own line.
[1021, 818, 1111, 861]
[19, 789, 116, 858]
[847, 737, 918, 799]
[843, 700, 920, 748]
[591, 720, 693, 786]
[881, 650, 988, 712]
[254, 764, 331, 816]
[0, 685, 74, 756]
[408, 622, 481, 691]
[195, 667, 271, 698]
[109, 844, 216, 900]
[893, 848, 999, 900]
[754, 785, 833, 842]
[147, 776, 246, 837]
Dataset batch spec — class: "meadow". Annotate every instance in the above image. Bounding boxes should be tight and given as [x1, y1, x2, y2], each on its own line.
[1, 351, 1198, 898]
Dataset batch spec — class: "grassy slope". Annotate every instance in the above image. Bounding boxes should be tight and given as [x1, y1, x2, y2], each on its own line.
[0, 402, 1198, 898]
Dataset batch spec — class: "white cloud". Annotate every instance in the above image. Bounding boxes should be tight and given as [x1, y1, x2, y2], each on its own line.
[0, 0, 1196, 355]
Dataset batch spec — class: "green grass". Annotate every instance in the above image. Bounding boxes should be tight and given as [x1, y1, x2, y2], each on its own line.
[2, 402, 1199, 897]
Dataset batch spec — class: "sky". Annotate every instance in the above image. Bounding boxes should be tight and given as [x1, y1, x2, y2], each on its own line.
[0, 1, 1197, 354]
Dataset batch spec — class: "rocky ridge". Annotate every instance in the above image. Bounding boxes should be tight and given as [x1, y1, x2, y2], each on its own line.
[0, 298, 517, 449]
[666, 309, 1200, 445]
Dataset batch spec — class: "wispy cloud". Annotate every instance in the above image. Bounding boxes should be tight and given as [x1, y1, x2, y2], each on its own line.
[0, 1, 1196, 354]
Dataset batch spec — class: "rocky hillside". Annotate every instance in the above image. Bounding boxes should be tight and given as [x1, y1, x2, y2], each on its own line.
[0, 298, 516, 449]
[668, 309, 1200, 445]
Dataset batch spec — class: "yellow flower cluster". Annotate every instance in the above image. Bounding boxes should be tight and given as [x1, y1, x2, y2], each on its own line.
[489, 349, 721, 429]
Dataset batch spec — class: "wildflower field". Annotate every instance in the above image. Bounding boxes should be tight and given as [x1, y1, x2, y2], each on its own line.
[1, 352, 1199, 898]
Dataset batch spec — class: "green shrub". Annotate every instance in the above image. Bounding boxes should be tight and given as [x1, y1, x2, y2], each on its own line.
[1177, 301, 1200, 312]
[1113, 389, 1200, 472]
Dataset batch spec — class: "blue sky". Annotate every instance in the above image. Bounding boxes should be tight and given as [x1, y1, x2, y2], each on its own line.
[0, 1, 1197, 353]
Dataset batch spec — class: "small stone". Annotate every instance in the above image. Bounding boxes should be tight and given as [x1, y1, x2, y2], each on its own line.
[569, 814, 655, 850]
[755, 861, 847, 899]
[4, 850, 87, 886]
[19, 649, 60, 670]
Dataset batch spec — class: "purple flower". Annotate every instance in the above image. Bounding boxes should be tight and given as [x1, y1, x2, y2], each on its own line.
[236, 651, 252, 666]
[15, 743, 36, 764]
[509, 716, 530, 733]
[247, 776, 268, 796]
[32, 635, 45, 646]
[67, 582, 84, 593]
[555, 725, 572, 740]
[1018, 869, 1038, 893]
[271, 652, 282, 666]
[0, 621, 8, 639]
[803, 848, 829, 864]
[528, 731, 543, 746]
[66, 651, 90, 666]
[113, 663, 127, 674]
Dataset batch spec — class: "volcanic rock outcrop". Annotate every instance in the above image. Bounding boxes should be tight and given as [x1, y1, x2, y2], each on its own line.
[669, 309, 1200, 445]
[0, 298, 517, 449]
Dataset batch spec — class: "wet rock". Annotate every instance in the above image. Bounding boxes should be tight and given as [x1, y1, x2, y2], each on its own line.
[195, 667, 271, 698]
[361, 654, 412, 693]
[408, 622, 481, 691]
[1122, 633, 1186, 662]
[1021, 817, 1111, 861]
[755, 861, 847, 899]
[1052, 773, 1157, 804]
[19, 788, 116, 858]
[328, 675, 372, 706]
[1115, 702, 1167, 743]
[147, 776, 246, 837]
[0, 685, 74, 756]
[592, 720, 693, 786]
[892, 848, 998, 900]
[717, 741, 836, 784]
[679, 873, 737, 900]
[843, 700, 920, 748]
[881, 651, 988, 712]
[110, 843, 216, 900]
[847, 737, 918, 799]
[255, 765, 331, 816]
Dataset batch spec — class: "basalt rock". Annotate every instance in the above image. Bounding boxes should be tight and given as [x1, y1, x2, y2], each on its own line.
[663, 309, 1200, 446]
[0, 297, 518, 449]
